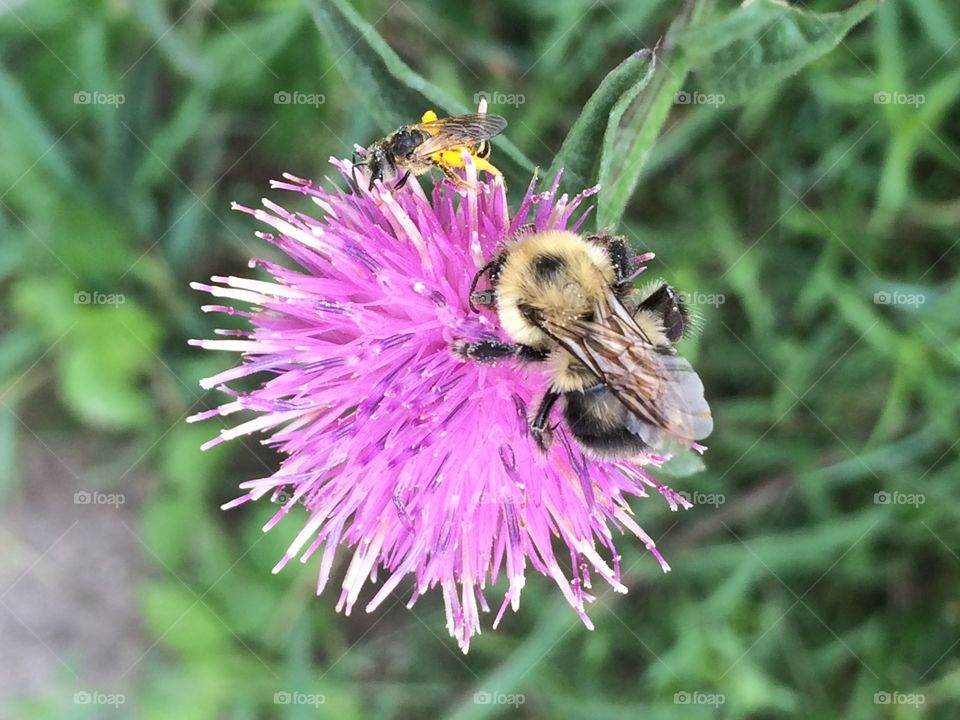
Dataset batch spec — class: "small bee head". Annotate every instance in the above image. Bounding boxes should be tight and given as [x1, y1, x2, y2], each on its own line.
[389, 128, 423, 158]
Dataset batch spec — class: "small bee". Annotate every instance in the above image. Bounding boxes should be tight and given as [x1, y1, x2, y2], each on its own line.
[354, 110, 507, 192]
[456, 230, 713, 459]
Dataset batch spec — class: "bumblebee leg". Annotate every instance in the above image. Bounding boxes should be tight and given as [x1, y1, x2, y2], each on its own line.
[588, 233, 632, 287]
[452, 339, 548, 363]
[511, 223, 536, 240]
[637, 282, 687, 343]
[468, 258, 504, 311]
[530, 390, 561, 452]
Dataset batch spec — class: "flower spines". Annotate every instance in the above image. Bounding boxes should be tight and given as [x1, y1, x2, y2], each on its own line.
[191, 161, 683, 652]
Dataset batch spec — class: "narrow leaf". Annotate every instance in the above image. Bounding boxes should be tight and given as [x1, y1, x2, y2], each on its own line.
[597, 0, 712, 229]
[546, 50, 656, 202]
[0, 63, 76, 189]
[680, 0, 883, 106]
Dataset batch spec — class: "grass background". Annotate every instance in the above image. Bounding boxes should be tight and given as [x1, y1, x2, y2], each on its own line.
[1, 0, 959, 718]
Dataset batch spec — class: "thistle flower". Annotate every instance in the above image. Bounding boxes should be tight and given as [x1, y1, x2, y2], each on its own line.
[189, 158, 695, 652]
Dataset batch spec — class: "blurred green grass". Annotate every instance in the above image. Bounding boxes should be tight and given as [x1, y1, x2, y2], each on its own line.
[1, 0, 959, 718]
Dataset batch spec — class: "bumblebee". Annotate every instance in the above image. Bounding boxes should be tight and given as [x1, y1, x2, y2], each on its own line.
[354, 110, 507, 191]
[456, 230, 713, 459]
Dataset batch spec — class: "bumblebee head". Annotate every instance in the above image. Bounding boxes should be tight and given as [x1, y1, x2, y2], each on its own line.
[488, 230, 616, 347]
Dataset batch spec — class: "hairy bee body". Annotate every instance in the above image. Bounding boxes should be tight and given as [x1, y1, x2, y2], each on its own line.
[495, 230, 615, 355]
[562, 384, 650, 458]
[358, 112, 506, 191]
[462, 229, 712, 459]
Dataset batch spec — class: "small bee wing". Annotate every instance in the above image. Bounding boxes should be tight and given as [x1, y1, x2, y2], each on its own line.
[408, 114, 507, 158]
[540, 293, 713, 445]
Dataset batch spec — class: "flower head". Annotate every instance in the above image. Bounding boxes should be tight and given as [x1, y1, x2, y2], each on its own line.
[190, 158, 695, 652]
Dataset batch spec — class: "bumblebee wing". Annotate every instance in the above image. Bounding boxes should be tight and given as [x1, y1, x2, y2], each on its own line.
[539, 293, 713, 446]
[408, 114, 507, 158]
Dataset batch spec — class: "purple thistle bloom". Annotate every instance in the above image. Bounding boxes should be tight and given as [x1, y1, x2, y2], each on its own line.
[189, 158, 698, 652]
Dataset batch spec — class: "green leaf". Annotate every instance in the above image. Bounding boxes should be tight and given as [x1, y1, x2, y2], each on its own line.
[59, 351, 147, 429]
[162, 425, 231, 499]
[0, 408, 17, 509]
[11, 275, 79, 339]
[0, 63, 76, 189]
[681, 0, 882, 106]
[447, 596, 574, 720]
[658, 450, 708, 478]
[546, 49, 656, 204]
[205, 6, 308, 90]
[142, 495, 197, 568]
[597, 0, 712, 228]
[307, 0, 534, 188]
[49, 201, 136, 280]
[905, 0, 957, 53]
[13, 279, 165, 431]
[133, 90, 212, 190]
[551, 0, 714, 229]
[597, 67, 683, 229]
[141, 582, 230, 657]
[130, 0, 214, 84]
